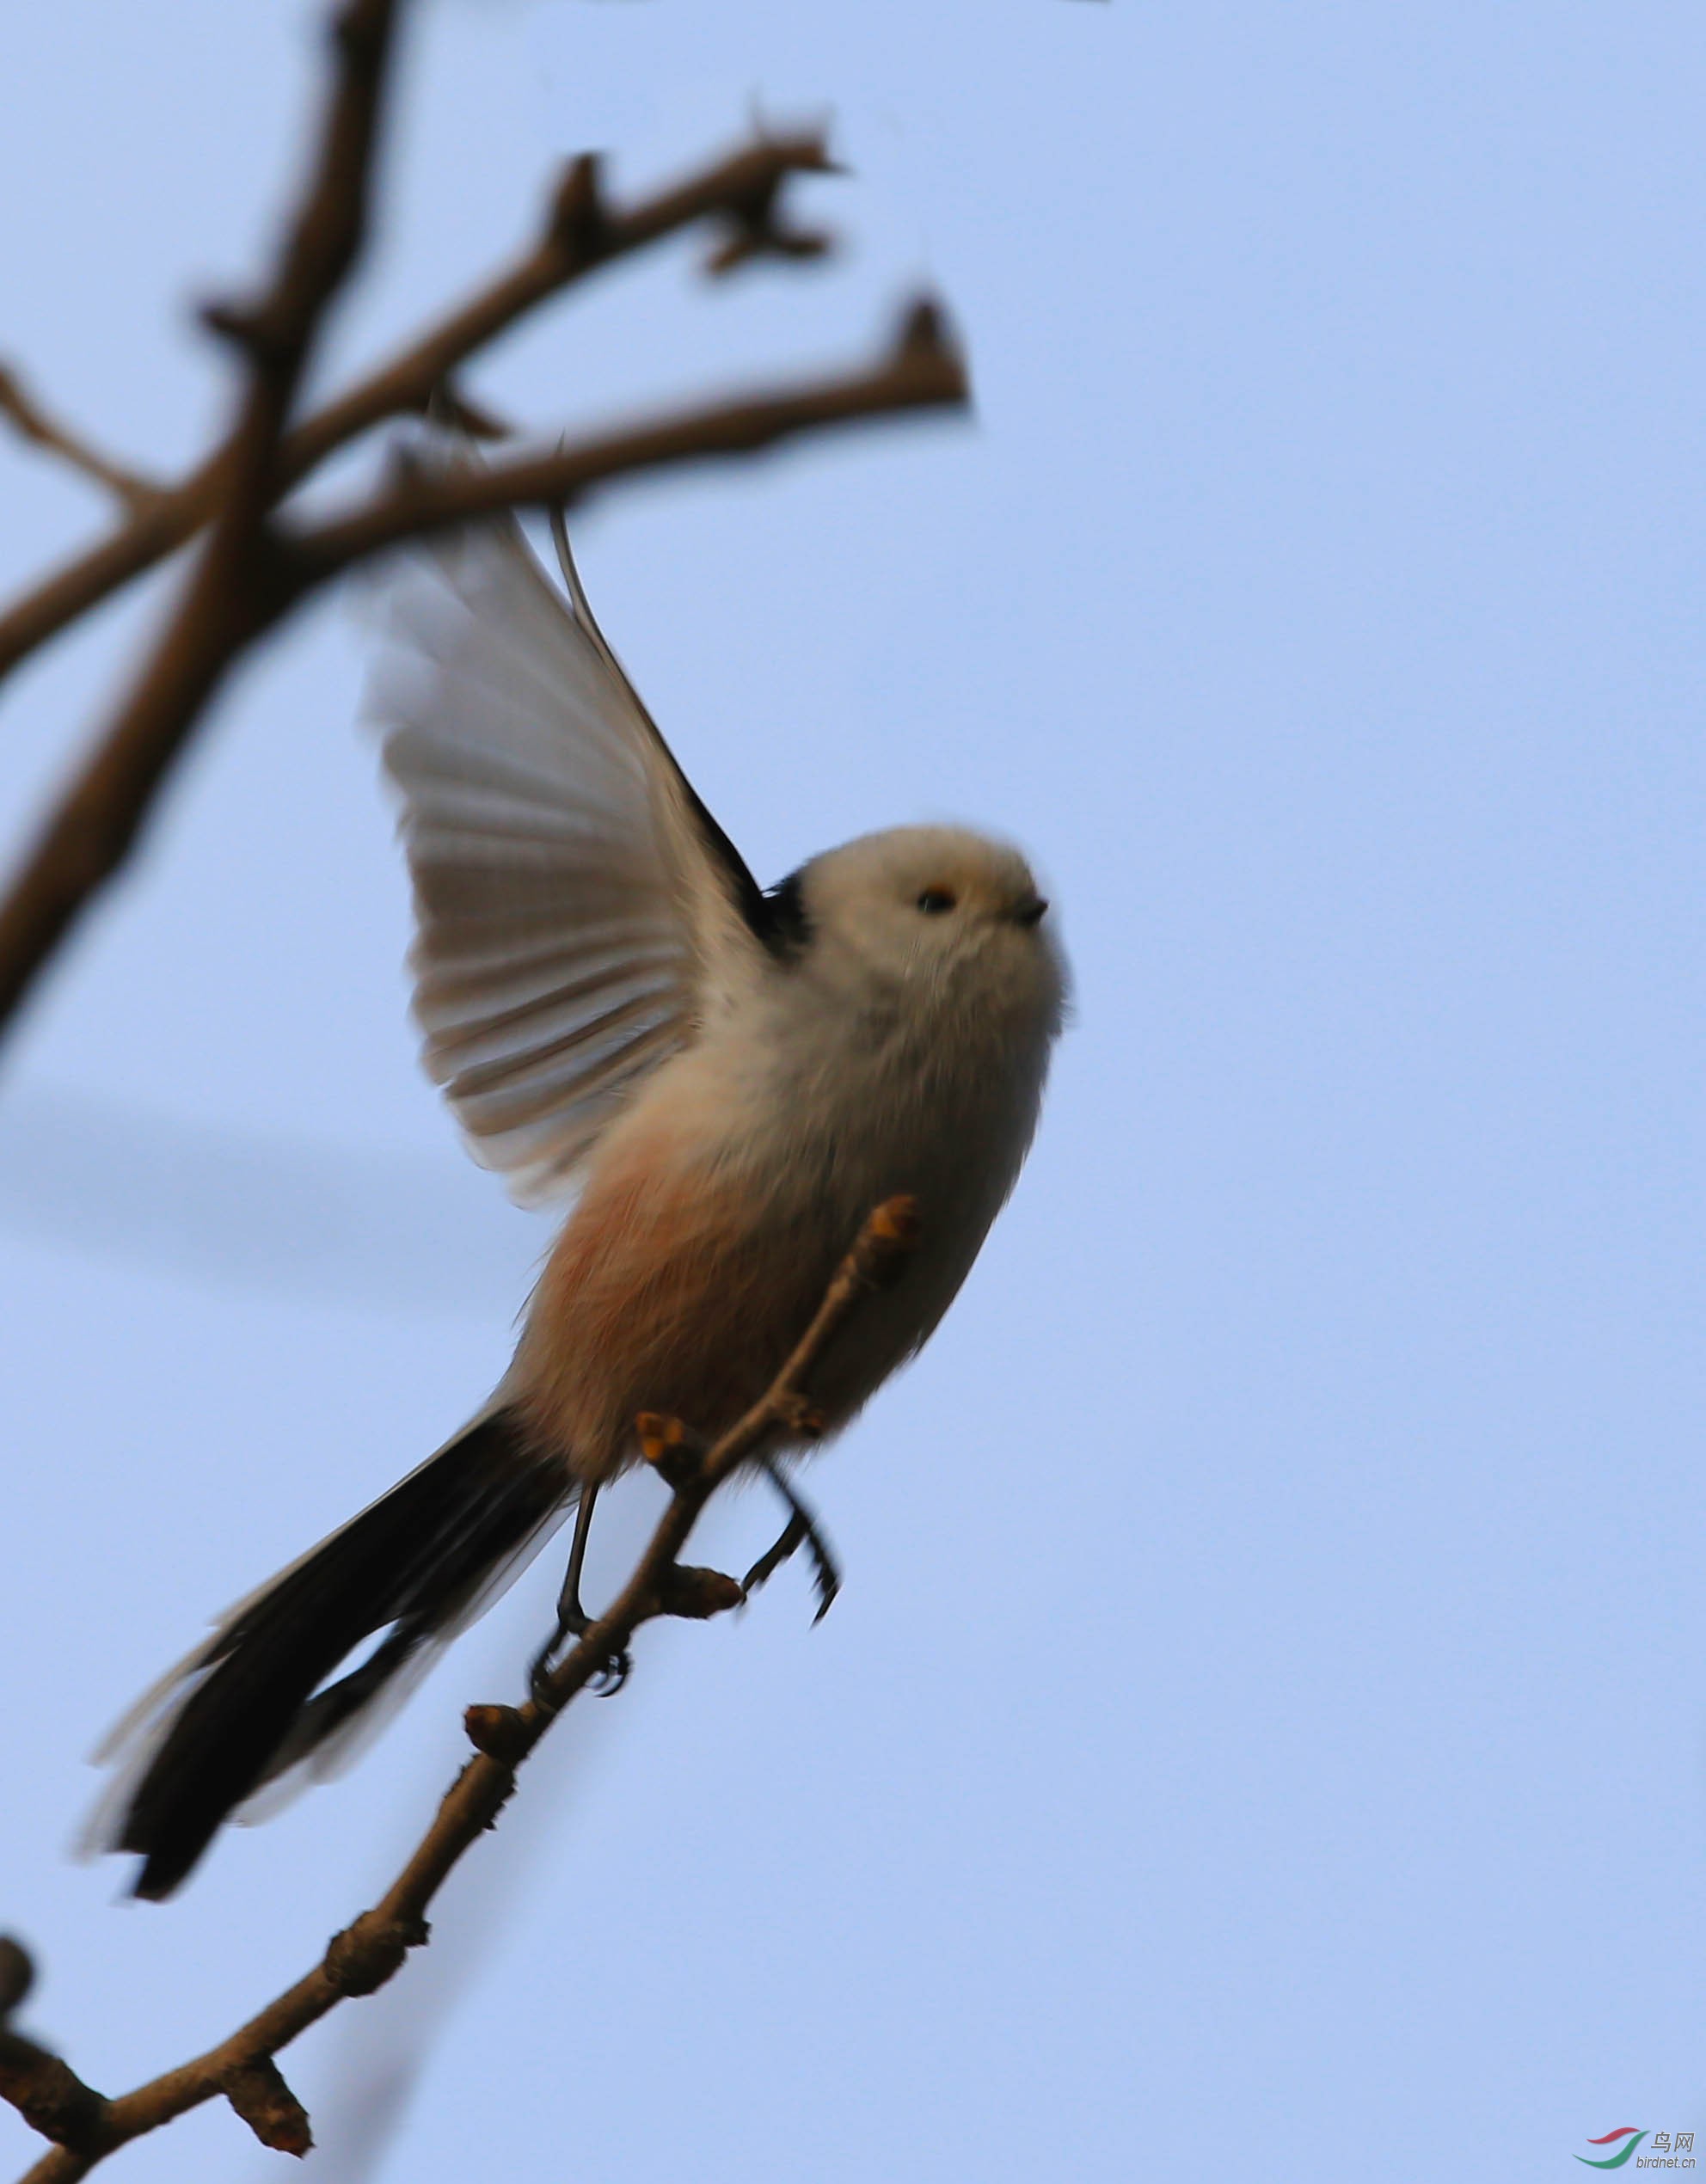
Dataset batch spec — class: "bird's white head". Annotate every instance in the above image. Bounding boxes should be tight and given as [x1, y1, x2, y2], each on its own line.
[783, 825, 1069, 1037]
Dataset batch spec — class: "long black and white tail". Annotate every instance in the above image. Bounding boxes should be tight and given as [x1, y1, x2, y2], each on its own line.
[84, 1411, 570, 1900]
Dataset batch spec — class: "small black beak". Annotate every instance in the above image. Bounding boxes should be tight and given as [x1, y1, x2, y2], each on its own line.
[1013, 894, 1048, 929]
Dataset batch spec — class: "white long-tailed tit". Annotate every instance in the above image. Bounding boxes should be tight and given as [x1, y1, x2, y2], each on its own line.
[88, 513, 1067, 1898]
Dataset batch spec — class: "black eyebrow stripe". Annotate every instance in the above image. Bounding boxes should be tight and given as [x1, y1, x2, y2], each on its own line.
[761, 865, 813, 958]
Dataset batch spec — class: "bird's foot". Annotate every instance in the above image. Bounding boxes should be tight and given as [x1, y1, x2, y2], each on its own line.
[529, 1616, 631, 1706]
[743, 1464, 843, 1623]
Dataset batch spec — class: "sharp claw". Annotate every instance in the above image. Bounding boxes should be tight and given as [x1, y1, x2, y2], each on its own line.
[743, 1494, 842, 1623]
[743, 1512, 809, 1598]
[531, 1627, 630, 1702]
[592, 1648, 632, 1696]
[530, 1618, 570, 1698]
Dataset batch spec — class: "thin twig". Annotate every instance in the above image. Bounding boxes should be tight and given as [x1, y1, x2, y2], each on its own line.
[291, 298, 964, 578]
[0, 299, 966, 1049]
[0, 0, 403, 1050]
[0, 132, 838, 685]
[6, 1199, 919, 2184]
[0, 368, 163, 516]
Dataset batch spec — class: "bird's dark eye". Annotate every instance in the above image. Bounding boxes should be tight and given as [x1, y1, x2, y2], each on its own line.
[916, 887, 957, 915]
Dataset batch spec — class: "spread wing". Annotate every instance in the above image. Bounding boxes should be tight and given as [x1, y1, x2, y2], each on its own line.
[368, 513, 783, 1205]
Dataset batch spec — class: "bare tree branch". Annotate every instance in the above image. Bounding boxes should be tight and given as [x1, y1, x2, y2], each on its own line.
[0, 132, 838, 685]
[292, 297, 964, 578]
[0, 0, 402, 1041]
[0, 0, 960, 1058]
[0, 1942, 107, 2163]
[4, 1200, 920, 2184]
[280, 132, 839, 478]
[0, 299, 965, 1048]
[195, 0, 399, 477]
[0, 368, 163, 517]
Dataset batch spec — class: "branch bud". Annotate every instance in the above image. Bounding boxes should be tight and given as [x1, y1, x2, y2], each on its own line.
[464, 1702, 530, 1764]
[637, 1411, 705, 1489]
[547, 153, 606, 261]
[323, 1914, 427, 1997]
[223, 2057, 313, 2157]
[654, 1564, 747, 1620]
[859, 1193, 922, 1288]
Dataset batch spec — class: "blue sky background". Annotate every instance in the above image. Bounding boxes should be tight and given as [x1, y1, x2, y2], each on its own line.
[3, 3, 1704, 2179]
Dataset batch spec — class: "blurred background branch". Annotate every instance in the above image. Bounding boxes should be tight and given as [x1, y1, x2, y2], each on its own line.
[0, 0, 966, 1051]
[0, 370, 164, 519]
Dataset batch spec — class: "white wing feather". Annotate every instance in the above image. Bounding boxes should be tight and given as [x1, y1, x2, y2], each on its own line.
[368, 518, 770, 1205]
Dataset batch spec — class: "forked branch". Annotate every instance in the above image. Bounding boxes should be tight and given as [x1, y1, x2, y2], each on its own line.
[0, 1, 966, 1057]
[0, 369, 163, 517]
[0, 130, 841, 685]
[0, 298, 965, 1045]
[2, 1199, 919, 2184]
